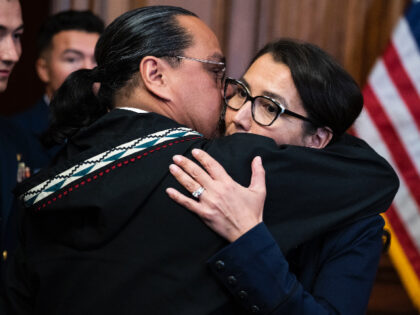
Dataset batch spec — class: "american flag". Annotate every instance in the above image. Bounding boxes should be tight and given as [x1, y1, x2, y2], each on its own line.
[354, 1, 420, 310]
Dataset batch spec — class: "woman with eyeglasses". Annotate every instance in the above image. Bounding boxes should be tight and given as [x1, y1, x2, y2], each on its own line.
[166, 39, 393, 314]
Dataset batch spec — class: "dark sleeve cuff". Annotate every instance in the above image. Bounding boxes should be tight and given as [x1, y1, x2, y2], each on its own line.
[207, 223, 297, 314]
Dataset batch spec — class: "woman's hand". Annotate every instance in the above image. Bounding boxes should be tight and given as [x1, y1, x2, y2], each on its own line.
[166, 149, 266, 242]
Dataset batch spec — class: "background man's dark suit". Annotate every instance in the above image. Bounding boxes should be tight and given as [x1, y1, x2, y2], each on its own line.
[11, 97, 49, 138]
[2, 98, 60, 287]
[10, 97, 59, 164]
[0, 117, 49, 286]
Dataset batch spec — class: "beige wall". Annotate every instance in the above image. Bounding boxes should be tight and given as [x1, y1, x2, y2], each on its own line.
[51, 0, 410, 86]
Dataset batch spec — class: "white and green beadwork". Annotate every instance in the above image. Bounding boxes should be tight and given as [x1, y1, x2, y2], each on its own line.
[22, 127, 202, 207]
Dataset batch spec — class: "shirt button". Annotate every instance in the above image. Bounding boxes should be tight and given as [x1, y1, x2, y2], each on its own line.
[238, 290, 248, 299]
[227, 275, 237, 286]
[2, 250, 7, 261]
[251, 305, 260, 313]
[215, 260, 225, 271]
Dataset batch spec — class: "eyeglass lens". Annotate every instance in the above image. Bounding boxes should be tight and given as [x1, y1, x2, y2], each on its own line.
[224, 80, 280, 126]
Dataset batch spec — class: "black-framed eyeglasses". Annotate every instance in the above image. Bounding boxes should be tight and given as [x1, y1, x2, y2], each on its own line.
[223, 77, 315, 126]
[175, 55, 226, 85]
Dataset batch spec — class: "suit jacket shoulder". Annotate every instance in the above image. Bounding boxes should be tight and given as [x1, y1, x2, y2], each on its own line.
[10, 98, 49, 136]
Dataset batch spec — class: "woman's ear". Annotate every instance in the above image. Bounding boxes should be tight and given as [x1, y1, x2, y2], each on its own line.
[304, 126, 333, 149]
[139, 56, 170, 101]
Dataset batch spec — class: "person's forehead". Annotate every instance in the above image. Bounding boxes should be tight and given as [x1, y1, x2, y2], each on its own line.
[0, 0, 22, 31]
[244, 54, 292, 91]
[176, 15, 223, 61]
[50, 30, 99, 52]
[244, 54, 303, 109]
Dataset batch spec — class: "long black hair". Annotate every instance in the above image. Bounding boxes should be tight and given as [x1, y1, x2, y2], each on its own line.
[43, 6, 197, 147]
[252, 39, 363, 142]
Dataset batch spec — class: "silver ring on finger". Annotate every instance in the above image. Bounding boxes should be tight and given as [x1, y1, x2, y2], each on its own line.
[192, 186, 205, 199]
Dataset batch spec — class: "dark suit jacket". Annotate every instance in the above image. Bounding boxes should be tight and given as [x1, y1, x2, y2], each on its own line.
[208, 215, 385, 314]
[2, 98, 59, 290]
[11, 97, 49, 138]
[0, 118, 49, 285]
[3, 109, 398, 315]
[10, 97, 60, 164]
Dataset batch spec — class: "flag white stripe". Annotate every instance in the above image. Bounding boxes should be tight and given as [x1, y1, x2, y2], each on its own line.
[355, 110, 420, 250]
[392, 18, 420, 95]
[369, 60, 420, 174]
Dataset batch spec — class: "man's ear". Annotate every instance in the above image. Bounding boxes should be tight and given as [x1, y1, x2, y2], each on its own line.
[35, 57, 50, 84]
[304, 126, 333, 149]
[139, 56, 171, 101]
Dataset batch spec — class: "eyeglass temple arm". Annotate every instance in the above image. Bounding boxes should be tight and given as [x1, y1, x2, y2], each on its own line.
[283, 109, 314, 123]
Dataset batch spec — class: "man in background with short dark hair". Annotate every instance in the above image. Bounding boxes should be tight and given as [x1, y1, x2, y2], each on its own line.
[11, 10, 104, 162]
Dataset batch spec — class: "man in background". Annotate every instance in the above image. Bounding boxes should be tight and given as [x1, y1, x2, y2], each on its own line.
[0, 0, 33, 290]
[0, 0, 22, 94]
[11, 10, 104, 161]
[1, 9, 103, 290]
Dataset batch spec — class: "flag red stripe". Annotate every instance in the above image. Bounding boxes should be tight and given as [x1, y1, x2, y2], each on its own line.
[363, 85, 420, 209]
[386, 205, 420, 278]
[383, 43, 420, 130]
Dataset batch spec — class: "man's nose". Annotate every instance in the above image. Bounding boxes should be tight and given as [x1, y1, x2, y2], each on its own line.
[82, 58, 97, 70]
[0, 37, 20, 64]
[232, 101, 253, 131]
